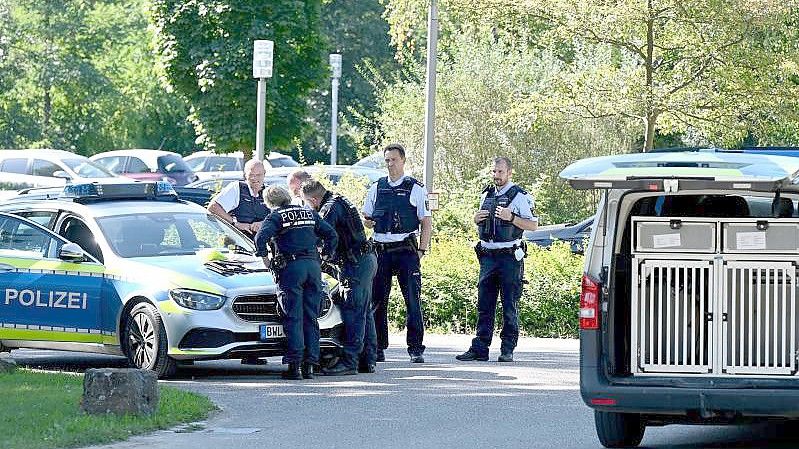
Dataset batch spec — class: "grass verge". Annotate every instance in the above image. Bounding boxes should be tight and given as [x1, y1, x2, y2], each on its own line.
[1, 369, 215, 449]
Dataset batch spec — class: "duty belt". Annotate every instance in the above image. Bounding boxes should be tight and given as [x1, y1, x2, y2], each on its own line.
[372, 236, 416, 253]
[475, 241, 527, 257]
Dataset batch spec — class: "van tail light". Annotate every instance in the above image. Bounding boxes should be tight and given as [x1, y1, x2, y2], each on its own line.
[580, 275, 601, 330]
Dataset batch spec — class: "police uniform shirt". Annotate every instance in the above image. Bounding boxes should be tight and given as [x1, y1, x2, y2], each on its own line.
[479, 182, 537, 249]
[211, 181, 259, 213]
[362, 175, 431, 243]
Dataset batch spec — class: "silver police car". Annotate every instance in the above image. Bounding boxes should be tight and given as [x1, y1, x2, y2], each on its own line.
[0, 182, 343, 377]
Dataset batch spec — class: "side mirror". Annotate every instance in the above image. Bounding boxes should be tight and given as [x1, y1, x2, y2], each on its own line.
[52, 170, 72, 180]
[59, 242, 86, 262]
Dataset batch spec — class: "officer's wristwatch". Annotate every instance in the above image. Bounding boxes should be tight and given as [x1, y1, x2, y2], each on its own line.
[418, 248, 428, 254]
[230, 217, 238, 225]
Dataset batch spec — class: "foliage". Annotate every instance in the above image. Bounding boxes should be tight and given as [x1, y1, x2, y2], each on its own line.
[0, 370, 214, 449]
[0, 0, 194, 155]
[384, 0, 799, 151]
[386, 236, 583, 338]
[375, 33, 634, 224]
[149, 0, 327, 153]
[299, 0, 401, 164]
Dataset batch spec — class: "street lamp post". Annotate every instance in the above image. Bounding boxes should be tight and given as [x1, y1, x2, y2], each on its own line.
[253, 40, 274, 162]
[330, 53, 342, 165]
[423, 0, 438, 190]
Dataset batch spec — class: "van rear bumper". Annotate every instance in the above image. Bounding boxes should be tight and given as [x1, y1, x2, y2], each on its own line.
[580, 331, 799, 419]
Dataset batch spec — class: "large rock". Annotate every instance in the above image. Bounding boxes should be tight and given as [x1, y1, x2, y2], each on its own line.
[0, 357, 16, 373]
[80, 368, 159, 416]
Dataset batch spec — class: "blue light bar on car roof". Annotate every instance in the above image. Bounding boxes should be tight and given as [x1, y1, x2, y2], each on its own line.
[61, 181, 178, 203]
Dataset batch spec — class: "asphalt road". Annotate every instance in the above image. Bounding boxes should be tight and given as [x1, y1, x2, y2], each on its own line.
[9, 334, 799, 449]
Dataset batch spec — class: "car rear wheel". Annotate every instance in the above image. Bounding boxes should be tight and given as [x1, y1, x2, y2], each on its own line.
[123, 302, 177, 378]
[595, 411, 645, 448]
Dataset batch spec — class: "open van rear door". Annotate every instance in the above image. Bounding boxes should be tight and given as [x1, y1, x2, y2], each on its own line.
[559, 150, 799, 192]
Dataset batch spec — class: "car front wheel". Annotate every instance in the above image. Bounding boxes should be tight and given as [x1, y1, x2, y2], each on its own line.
[123, 301, 177, 378]
[595, 411, 645, 448]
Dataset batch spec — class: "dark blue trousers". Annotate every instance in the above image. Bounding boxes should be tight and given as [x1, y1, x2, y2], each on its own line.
[338, 252, 378, 369]
[279, 258, 323, 364]
[372, 247, 425, 355]
[470, 253, 523, 356]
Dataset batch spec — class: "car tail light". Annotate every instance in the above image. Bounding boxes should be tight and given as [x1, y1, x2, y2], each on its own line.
[580, 274, 601, 330]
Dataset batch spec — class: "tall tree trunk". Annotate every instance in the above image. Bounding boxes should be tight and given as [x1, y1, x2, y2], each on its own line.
[643, 0, 656, 152]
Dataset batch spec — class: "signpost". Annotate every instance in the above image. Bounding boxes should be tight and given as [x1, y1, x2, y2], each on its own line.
[330, 53, 342, 165]
[253, 40, 274, 162]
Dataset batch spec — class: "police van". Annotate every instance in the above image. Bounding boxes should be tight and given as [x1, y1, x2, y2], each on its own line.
[0, 182, 343, 377]
[562, 149, 799, 447]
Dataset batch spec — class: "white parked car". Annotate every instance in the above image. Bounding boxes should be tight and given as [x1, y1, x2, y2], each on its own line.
[0, 149, 118, 190]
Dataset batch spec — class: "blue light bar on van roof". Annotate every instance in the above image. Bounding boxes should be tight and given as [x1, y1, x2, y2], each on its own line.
[61, 181, 178, 203]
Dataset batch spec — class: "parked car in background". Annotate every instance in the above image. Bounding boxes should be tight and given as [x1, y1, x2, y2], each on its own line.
[185, 151, 300, 180]
[0, 149, 118, 190]
[186, 173, 287, 192]
[90, 149, 197, 186]
[524, 216, 593, 254]
[267, 151, 300, 168]
[353, 151, 386, 170]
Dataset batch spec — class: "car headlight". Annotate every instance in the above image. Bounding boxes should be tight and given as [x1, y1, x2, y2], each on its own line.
[169, 289, 226, 310]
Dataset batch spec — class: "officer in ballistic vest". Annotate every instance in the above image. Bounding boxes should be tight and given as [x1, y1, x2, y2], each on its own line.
[255, 185, 338, 380]
[208, 159, 270, 240]
[302, 179, 379, 375]
[456, 157, 538, 363]
[363, 143, 432, 364]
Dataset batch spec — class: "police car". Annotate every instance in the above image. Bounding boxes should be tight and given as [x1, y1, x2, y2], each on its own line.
[0, 182, 343, 377]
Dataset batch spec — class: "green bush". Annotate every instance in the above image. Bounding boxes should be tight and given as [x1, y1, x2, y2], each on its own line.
[386, 236, 583, 338]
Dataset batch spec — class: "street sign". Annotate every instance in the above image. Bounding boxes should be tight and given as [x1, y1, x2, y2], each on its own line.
[330, 53, 342, 78]
[253, 40, 274, 79]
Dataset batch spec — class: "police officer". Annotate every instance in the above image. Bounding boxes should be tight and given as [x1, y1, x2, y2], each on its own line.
[208, 159, 269, 239]
[456, 157, 537, 363]
[287, 169, 311, 205]
[363, 143, 432, 363]
[301, 179, 379, 375]
[255, 185, 338, 380]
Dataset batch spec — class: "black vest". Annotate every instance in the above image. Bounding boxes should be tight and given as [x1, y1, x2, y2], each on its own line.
[373, 177, 421, 234]
[231, 182, 269, 224]
[319, 192, 368, 263]
[478, 184, 526, 242]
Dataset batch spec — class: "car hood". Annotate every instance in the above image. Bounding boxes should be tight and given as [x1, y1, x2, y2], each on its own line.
[524, 223, 572, 240]
[111, 253, 276, 295]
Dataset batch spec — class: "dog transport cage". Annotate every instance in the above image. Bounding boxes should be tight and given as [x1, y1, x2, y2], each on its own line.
[631, 216, 799, 376]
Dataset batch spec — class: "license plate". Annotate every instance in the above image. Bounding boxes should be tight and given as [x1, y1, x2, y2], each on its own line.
[259, 324, 284, 340]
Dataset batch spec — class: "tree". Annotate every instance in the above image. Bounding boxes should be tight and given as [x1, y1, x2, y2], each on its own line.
[0, 0, 195, 154]
[384, 0, 799, 151]
[298, 0, 401, 164]
[149, 1, 327, 154]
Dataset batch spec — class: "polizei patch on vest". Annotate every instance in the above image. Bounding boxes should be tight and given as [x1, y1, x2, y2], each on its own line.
[4, 288, 89, 310]
[280, 208, 316, 228]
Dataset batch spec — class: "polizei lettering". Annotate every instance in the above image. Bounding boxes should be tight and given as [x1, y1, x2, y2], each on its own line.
[280, 208, 316, 228]
[4, 289, 88, 310]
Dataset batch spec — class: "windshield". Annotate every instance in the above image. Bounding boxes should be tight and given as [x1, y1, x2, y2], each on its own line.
[62, 158, 116, 178]
[157, 154, 192, 173]
[96, 212, 255, 258]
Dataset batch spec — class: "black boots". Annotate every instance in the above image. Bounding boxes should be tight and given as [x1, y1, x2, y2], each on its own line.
[301, 362, 315, 379]
[281, 362, 302, 380]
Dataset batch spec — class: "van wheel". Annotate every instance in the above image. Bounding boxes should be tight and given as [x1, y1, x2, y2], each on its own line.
[122, 302, 177, 378]
[595, 411, 645, 448]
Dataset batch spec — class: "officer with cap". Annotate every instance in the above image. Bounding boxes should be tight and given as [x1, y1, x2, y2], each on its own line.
[302, 179, 379, 375]
[255, 185, 338, 380]
[456, 157, 538, 363]
[208, 159, 269, 240]
[363, 143, 432, 364]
